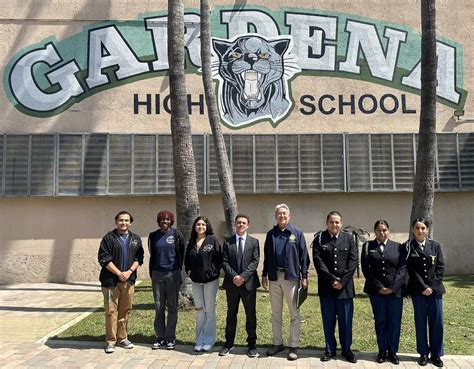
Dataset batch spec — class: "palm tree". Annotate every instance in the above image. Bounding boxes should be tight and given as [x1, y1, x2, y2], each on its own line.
[168, 0, 200, 297]
[200, 0, 239, 236]
[410, 0, 437, 235]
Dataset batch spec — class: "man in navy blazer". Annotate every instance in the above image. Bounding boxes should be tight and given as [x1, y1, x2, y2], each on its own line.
[219, 214, 261, 358]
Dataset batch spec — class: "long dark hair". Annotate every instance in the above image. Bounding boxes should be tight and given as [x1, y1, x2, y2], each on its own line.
[190, 216, 214, 242]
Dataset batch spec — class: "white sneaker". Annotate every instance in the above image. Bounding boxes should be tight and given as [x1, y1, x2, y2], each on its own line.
[104, 343, 115, 354]
[194, 345, 203, 352]
[202, 344, 212, 352]
[118, 339, 134, 349]
[151, 340, 165, 350]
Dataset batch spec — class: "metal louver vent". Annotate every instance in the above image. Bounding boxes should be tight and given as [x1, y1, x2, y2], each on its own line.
[0, 133, 473, 197]
[83, 134, 107, 195]
[255, 135, 276, 193]
[157, 135, 174, 194]
[30, 135, 55, 196]
[277, 135, 299, 192]
[58, 134, 82, 195]
[134, 135, 156, 194]
[4, 135, 28, 195]
[109, 135, 132, 194]
[231, 135, 254, 193]
[322, 134, 345, 191]
[459, 133, 474, 189]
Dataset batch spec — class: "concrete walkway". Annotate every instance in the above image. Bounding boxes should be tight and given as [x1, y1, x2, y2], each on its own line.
[1, 283, 473, 368]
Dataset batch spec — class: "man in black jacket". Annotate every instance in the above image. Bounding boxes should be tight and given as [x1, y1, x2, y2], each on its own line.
[219, 214, 260, 358]
[98, 211, 144, 354]
[313, 211, 358, 363]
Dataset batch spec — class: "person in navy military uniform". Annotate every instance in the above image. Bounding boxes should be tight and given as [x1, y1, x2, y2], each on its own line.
[313, 211, 358, 363]
[406, 218, 445, 368]
[361, 220, 406, 365]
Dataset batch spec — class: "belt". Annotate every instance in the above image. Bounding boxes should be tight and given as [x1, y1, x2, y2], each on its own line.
[275, 267, 286, 272]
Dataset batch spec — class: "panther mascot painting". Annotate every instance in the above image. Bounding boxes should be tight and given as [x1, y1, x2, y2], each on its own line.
[212, 34, 300, 128]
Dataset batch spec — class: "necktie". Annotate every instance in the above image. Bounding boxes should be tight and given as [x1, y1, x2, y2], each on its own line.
[237, 237, 243, 273]
[379, 243, 384, 252]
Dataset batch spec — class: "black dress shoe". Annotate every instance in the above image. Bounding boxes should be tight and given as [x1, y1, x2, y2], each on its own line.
[342, 350, 357, 363]
[388, 353, 400, 365]
[430, 356, 444, 367]
[247, 347, 259, 358]
[218, 346, 234, 356]
[376, 350, 387, 363]
[266, 344, 284, 356]
[418, 354, 429, 366]
[320, 351, 336, 361]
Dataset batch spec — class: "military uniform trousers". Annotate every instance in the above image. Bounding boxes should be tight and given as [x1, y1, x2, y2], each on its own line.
[369, 294, 403, 353]
[412, 294, 444, 357]
[319, 296, 353, 353]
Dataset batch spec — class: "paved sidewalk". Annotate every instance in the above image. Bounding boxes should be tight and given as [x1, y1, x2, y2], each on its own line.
[1, 283, 473, 368]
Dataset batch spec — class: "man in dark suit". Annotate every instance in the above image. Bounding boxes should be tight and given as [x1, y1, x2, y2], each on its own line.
[219, 214, 260, 358]
[313, 211, 358, 363]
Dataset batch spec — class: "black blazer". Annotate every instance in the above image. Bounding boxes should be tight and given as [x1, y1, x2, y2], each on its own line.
[361, 239, 407, 297]
[313, 230, 358, 299]
[406, 238, 446, 296]
[222, 234, 261, 291]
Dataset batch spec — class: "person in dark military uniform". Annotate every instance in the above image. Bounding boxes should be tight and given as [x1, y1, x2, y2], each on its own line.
[361, 220, 406, 365]
[313, 211, 358, 363]
[406, 218, 445, 368]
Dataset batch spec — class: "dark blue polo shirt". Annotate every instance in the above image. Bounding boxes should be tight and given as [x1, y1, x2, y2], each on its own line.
[150, 229, 180, 272]
[275, 227, 290, 268]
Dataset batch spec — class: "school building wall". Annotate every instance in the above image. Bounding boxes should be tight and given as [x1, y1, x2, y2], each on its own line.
[0, 0, 473, 283]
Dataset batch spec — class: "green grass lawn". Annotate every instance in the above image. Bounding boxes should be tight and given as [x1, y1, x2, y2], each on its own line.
[56, 274, 474, 355]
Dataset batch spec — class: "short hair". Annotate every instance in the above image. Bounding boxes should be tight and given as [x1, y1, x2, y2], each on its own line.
[235, 213, 250, 223]
[115, 210, 133, 223]
[157, 210, 175, 226]
[412, 217, 430, 228]
[326, 211, 342, 221]
[190, 216, 214, 241]
[275, 204, 290, 213]
[374, 219, 390, 231]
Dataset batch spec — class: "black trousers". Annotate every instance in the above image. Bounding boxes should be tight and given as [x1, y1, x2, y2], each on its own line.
[224, 285, 257, 348]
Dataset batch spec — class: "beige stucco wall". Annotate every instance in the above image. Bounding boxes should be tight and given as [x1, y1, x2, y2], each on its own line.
[0, 0, 473, 134]
[0, 1, 473, 283]
[0, 192, 472, 284]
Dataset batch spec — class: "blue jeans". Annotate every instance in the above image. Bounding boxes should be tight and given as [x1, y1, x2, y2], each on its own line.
[192, 278, 219, 346]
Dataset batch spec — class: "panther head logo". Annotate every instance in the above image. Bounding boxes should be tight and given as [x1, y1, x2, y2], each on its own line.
[212, 34, 301, 128]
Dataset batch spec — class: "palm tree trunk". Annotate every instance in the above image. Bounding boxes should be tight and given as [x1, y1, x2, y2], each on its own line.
[410, 0, 437, 236]
[200, 0, 239, 236]
[168, 0, 200, 297]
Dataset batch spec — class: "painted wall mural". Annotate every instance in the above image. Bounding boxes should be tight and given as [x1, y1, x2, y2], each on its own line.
[2, 6, 467, 129]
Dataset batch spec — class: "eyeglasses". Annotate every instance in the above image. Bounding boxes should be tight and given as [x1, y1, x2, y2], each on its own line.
[160, 218, 171, 221]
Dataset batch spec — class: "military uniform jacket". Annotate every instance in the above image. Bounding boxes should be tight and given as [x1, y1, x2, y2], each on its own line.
[361, 239, 407, 297]
[406, 238, 446, 296]
[312, 230, 358, 298]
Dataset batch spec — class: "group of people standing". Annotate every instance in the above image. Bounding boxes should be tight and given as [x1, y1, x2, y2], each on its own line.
[97, 205, 445, 367]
